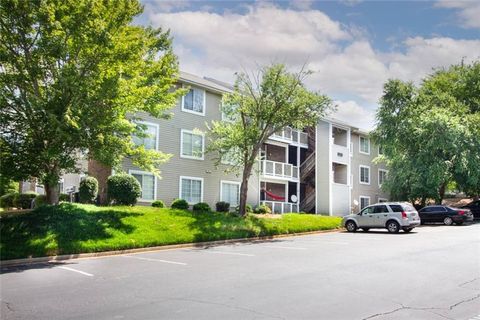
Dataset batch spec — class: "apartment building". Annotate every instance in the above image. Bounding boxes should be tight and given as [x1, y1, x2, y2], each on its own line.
[48, 71, 388, 216]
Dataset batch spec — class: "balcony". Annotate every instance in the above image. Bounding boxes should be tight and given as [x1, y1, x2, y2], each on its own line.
[270, 127, 308, 147]
[261, 201, 299, 214]
[332, 144, 349, 164]
[261, 160, 299, 181]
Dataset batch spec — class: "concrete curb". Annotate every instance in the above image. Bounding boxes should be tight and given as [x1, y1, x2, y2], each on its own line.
[0, 228, 344, 267]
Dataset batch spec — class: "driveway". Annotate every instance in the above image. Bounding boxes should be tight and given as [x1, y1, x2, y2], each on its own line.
[1, 224, 480, 319]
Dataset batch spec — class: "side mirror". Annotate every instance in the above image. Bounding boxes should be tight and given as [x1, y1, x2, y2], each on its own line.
[357, 212, 362, 216]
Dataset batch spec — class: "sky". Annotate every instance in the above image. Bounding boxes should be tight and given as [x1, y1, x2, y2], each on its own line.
[137, 0, 480, 130]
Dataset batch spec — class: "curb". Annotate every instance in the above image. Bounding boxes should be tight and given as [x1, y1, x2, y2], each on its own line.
[0, 228, 344, 267]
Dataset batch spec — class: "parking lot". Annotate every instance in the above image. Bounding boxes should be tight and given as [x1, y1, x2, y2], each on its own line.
[1, 223, 480, 320]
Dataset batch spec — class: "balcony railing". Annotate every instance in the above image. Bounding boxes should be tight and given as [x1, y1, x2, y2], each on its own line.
[261, 160, 299, 181]
[261, 201, 299, 214]
[270, 127, 308, 146]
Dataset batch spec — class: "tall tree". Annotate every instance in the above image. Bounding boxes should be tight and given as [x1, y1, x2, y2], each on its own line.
[208, 64, 332, 216]
[0, 0, 184, 204]
[371, 61, 480, 205]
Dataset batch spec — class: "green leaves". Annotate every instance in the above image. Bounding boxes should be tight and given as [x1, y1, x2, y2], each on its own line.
[0, 0, 183, 194]
[372, 61, 480, 202]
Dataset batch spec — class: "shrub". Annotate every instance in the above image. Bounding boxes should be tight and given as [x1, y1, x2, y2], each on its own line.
[0, 176, 18, 197]
[216, 201, 230, 212]
[171, 199, 189, 210]
[79, 177, 98, 204]
[151, 200, 165, 208]
[14, 192, 38, 209]
[193, 202, 211, 212]
[107, 174, 141, 206]
[59, 193, 70, 202]
[0, 192, 18, 209]
[246, 204, 253, 213]
[34, 194, 47, 208]
[255, 204, 272, 214]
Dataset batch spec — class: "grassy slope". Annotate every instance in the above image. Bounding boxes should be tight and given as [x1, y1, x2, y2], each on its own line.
[0, 203, 341, 260]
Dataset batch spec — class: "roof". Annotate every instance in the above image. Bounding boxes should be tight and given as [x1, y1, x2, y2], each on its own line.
[179, 71, 233, 94]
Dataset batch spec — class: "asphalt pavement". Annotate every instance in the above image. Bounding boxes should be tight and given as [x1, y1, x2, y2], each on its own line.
[1, 223, 480, 319]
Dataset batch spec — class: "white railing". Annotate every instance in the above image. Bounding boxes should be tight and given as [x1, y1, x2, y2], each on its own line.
[261, 201, 299, 214]
[271, 127, 308, 146]
[332, 144, 349, 164]
[261, 160, 299, 181]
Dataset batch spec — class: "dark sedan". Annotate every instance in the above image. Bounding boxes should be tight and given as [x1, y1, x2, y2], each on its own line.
[419, 205, 474, 225]
[461, 200, 480, 220]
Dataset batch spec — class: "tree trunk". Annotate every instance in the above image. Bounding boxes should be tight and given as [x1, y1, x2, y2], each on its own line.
[437, 182, 447, 205]
[18, 181, 24, 193]
[45, 180, 59, 205]
[238, 162, 254, 217]
[88, 159, 111, 205]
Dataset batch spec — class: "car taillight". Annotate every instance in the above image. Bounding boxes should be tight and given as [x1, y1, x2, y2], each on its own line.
[402, 212, 408, 219]
[458, 210, 465, 215]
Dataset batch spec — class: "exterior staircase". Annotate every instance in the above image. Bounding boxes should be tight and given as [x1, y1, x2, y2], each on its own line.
[300, 189, 316, 213]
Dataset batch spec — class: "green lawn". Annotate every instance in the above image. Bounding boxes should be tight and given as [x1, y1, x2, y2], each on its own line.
[0, 203, 342, 260]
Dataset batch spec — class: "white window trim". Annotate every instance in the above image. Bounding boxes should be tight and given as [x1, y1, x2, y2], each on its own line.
[129, 170, 157, 202]
[359, 196, 370, 209]
[220, 180, 241, 207]
[134, 120, 159, 151]
[359, 136, 370, 155]
[378, 169, 388, 187]
[180, 129, 205, 160]
[181, 85, 206, 116]
[179, 176, 204, 205]
[378, 197, 388, 203]
[359, 165, 371, 185]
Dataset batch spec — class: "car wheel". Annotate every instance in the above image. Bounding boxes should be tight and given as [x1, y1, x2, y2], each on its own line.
[362, 228, 370, 232]
[386, 220, 400, 233]
[403, 227, 413, 233]
[345, 220, 357, 232]
[443, 217, 453, 226]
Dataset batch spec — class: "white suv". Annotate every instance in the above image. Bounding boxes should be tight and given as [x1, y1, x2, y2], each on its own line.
[342, 202, 421, 233]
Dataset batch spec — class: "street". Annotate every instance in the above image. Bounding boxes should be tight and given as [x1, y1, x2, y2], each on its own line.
[1, 224, 480, 320]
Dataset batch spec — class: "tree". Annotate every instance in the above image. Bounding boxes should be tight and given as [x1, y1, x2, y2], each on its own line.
[371, 61, 480, 205]
[208, 64, 332, 216]
[0, 0, 184, 204]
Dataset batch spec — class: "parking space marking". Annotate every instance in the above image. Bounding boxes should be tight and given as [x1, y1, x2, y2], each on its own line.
[121, 255, 187, 265]
[260, 245, 307, 250]
[204, 251, 254, 257]
[58, 266, 94, 277]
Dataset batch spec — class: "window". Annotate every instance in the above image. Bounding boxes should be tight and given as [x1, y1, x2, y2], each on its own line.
[378, 198, 388, 203]
[389, 205, 403, 213]
[130, 171, 155, 201]
[359, 165, 370, 185]
[180, 176, 203, 204]
[182, 87, 205, 115]
[359, 136, 370, 154]
[221, 181, 240, 207]
[373, 205, 389, 213]
[221, 148, 239, 165]
[133, 122, 158, 150]
[378, 145, 384, 155]
[360, 196, 370, 210]
[378, 169, 388, 187]
[181, 130, 204, 160]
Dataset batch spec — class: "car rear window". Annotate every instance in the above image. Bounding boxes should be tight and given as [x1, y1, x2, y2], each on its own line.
[389, 205, 403, 212]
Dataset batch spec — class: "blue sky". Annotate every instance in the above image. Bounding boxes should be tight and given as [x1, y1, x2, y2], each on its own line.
[138, 0, 480, 129]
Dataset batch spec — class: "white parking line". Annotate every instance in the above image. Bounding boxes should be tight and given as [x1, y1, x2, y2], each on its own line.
[204, 251, 254, 257]
[122, 255, 187, 265]
[58, 266, 94, 277]
[260, 245, 307, 250]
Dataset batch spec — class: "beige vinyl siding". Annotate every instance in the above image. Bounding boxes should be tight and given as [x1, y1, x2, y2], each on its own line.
[122, 82, 259, 208]
[350, 132, 389, 212]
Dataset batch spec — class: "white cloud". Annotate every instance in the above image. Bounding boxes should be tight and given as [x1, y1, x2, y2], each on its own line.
[144, 2, 480, 127]
[332, 100, 376, 130]
[435, 0, 480, 29]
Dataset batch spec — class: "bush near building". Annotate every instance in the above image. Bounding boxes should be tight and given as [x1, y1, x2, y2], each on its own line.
[14, 192, 38, 209]
[107, 174, 141, 206]
[79, 177, 98, 204]
[171, 199, 189, 210]
[193, 202, 211, 212]
[151, 200, 165, 208]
